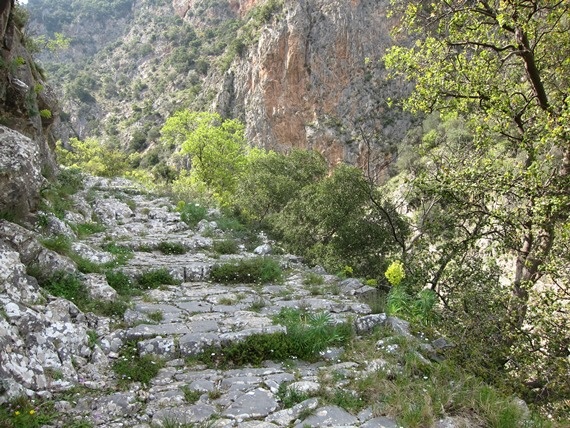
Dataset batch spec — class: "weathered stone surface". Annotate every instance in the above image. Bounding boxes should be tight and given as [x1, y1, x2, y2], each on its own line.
[94, 198, 134, 225]
[71, 242, 114, 265]
[83, 273, 118, 301]
[354, 313, 387, 334]
[0, 126, 45, 218]
[222, 388, 279, 420]
[361, 416, 399, 428]
[294, 405, 359, 427]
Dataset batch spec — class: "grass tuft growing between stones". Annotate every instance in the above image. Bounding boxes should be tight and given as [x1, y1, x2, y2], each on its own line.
[72, 222, 106, 238]
[0, 395, 57, 428]
[136, 268, 181, 289]
[210, 257, 282, 284]
[157, 241, 187, 255]
[191, 308, 351, 368]
[113, 341, 165, 387]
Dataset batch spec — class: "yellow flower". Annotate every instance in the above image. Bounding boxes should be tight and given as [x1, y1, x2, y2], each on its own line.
[29, 409, 36, 415]
[14, 411, 20, 416]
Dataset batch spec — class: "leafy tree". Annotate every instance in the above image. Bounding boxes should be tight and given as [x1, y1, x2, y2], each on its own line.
[161, 111, 248, 204]
[384, 0, 570, 415]
[276, 164, 406, 276]
[233, 149, 327, 224]
[56, 138, 129, 177]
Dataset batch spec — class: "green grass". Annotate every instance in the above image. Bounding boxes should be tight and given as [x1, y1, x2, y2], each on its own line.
[41, 234, 72, 254]
[0, 395, 56, 428]
[147, 310, 164, 322]
[157, 241, 187, 255]
[212, 238, 239, 254]
[136, 268, 181, 289]
[191, 308, 351, 368]
[180, 385, 202, 404]
[101, 242, 134, 264]
[73, 222, 106, 238]
[210, 257, 282, 284]
[112, 341, 165, 387]
[303, 272, 325, 286]
[276, 382, 311, 408]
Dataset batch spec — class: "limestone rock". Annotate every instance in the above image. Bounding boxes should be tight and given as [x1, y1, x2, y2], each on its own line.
[0, 126, 45, 219]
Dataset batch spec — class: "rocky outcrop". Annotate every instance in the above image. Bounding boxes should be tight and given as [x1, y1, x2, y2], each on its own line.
[0, 1, 58, 208]
[211, 0, 413, 179]
[0, 126, 45, 219]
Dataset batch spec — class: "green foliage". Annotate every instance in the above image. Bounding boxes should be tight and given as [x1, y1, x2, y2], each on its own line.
[385, 0, 570, 416]
[0, 395, 55, 428]
[72, 222, 106, 237]
[56, 138, 130, 177]
[275, 164, 405, 276]
[276, 383, 311, 409]
[112, 341, 165, 387]
[156, 241, 187, 255]
[210, 257, 282, 284]
[212, 238, 239, 255]
[233, 149, 327, 224]
[105, 270, 138, 296]
[273, 308, 353, 358]
[100, 242, 133, 265]
[385, 260, 405, 286]
[39, 271, 85, 302]
[194, 308, 351, 368]
[302, 272, 325, 286]
[161, 111, 248, 204]
[180, 386, 201, 404]
[136, 268, 180, 289]
[176, 201, 208, 227]
[40, 168, 84, 219]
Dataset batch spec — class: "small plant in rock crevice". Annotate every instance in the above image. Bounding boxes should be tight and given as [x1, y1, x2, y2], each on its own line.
[136, 268, 181, 289]
[112, 341, 165, 387]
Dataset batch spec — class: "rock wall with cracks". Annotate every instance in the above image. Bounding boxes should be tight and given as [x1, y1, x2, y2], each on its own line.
[211, 0, 413, 180]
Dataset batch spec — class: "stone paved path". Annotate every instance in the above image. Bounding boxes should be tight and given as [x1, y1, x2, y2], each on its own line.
[53, 177, 411, 427]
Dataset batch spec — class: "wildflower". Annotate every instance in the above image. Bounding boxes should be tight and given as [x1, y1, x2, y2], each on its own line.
[14, 411, 20, 416]
[29, 409, 36, 415]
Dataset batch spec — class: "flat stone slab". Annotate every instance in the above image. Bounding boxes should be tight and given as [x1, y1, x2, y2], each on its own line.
[222, 388, 279, 420]
[361, 416, 399, 428]
[152, 404, 217, 425]
[126, 323, 191, 340]
[294, 405, 359, 427]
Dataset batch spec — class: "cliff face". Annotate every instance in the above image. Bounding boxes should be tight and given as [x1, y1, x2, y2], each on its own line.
[0, 1, 59, 218]
[213, 0, 411, 177]
[27, 0, 411, 178]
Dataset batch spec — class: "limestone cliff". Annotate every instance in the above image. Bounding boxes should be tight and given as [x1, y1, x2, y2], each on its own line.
[213, 0, 412, 178]
[0, 1, 59, 218]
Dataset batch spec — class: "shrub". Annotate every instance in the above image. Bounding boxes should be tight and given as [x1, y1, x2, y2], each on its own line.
[113, 342, 165, 387]
[157, 241, 187, 255]
[212, 238, 239, 254]
[385, 260, 405, 286]
[210, 257, 282, 284]
[176, 201, 207, 227]
[136, 268, 180, 289]
[105, 270, 138, 296]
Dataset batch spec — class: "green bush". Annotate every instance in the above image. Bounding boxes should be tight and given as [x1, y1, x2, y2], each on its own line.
[177, 201, 208, 227]
[157, 241, 187, 255]
[136, 268, 180, 289]
[210, 257, 282, 284]
[233, 149, 327, 224]
[105, 270, 139, 296]
[113, 342, 165, 387]
[212, 238, 239, 254]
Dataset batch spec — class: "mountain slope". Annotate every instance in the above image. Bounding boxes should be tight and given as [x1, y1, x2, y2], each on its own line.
[27, 0, 412, 176]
